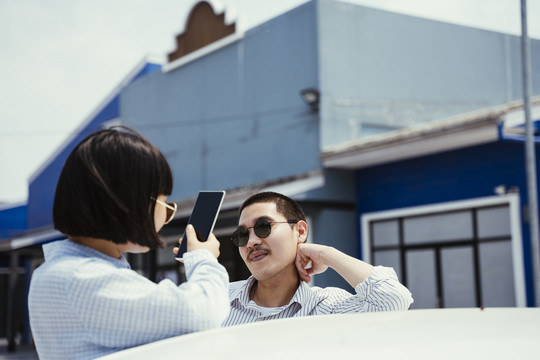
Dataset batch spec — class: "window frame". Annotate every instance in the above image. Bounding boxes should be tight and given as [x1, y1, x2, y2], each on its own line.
[361, 194, 526, 307]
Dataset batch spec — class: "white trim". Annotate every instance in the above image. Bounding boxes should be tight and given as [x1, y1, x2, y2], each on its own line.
[321, 96, 540, 170]
[362, 194, 518, 223]
[361, 194, 526, 307]
[502, 101, 540, 129]
[508, 194, 526, 307]
[172, 170, 325, 220]
[326, 125, 498, 169]
[162, 32, 244, 73]
[321, 114, 500, 169]
[264, 173, 324, 199]
[10, 230, 63, 250]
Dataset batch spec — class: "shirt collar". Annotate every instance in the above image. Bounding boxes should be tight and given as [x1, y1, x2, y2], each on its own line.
[231, 276, 257, 308]
[43, 239, 131, 269]
[231, 275, 319, 311]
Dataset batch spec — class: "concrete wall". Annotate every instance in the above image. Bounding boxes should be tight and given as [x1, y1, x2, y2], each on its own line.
[317, 0, 540, 148]
[120, 1, 321, 201]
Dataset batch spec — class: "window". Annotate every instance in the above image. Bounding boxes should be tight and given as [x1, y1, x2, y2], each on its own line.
[362, 194, 526, 308]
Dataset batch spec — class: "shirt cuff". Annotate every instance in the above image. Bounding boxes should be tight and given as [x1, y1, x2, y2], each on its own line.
[181, 249, 219, 275]
[182, 249, 217, 265]
[354, 265, 398, 294]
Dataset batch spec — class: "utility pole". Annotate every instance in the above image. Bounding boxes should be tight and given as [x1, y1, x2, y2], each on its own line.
[521, 0, 540, 307]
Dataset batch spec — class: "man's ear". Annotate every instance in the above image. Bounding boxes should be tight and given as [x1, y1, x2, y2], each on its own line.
[296, 220, 308, 244]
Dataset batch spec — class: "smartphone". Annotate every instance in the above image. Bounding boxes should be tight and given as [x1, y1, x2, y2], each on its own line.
[175, 190, 226, 261]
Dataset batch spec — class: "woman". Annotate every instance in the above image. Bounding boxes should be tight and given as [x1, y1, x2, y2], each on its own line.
[28, 127, 229, 360]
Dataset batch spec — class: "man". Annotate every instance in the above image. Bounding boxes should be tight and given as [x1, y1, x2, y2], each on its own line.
[222, 191, 413, 326]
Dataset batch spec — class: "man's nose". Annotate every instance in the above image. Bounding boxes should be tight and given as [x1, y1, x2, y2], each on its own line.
[246, 230, 262, 248]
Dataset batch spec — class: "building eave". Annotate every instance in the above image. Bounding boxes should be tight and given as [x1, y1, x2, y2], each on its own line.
[320, 98, 540, 170]
[0, 227, 62, 252]
[171, 170, 325, 220]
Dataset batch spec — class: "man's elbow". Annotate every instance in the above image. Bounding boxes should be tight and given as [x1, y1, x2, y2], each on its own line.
[392, 289, 414, 311]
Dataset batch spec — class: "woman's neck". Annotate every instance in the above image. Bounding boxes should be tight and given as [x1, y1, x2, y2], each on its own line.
[69, 236, 123, 259]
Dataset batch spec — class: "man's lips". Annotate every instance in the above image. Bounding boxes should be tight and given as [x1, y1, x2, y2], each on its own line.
[248, 249, 269, 262]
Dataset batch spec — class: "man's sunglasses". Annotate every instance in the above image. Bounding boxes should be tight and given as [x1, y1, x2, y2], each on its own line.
[230, 218, 298, 247]
[154, 198, 178, 224]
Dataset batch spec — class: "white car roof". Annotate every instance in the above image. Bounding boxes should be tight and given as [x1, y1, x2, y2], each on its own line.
[98, 308, 540, 360]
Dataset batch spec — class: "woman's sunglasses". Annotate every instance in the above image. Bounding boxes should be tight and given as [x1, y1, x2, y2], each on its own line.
[154, 198, 178, 224]
[231, 218, 298, 247]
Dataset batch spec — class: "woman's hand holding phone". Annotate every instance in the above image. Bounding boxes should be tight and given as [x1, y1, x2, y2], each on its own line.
[173, 224, 220, 260]
[174, 191, 225, 260]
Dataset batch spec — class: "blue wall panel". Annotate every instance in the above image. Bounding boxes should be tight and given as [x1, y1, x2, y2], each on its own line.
[0, 204, 27, 239]
[27, 97, 120, 229]
[355, 142, 528, 212]
[355, 141, 538, 305]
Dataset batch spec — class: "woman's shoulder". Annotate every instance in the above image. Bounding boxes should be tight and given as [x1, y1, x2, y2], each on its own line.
[35, 242, 124, 285]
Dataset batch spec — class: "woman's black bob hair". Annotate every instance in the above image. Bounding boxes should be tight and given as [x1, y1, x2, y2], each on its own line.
[53, 126, 173, 249]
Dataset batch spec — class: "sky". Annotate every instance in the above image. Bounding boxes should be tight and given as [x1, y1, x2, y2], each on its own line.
[0, 0, 539, 204]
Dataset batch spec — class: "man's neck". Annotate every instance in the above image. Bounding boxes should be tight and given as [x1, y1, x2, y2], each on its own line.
[250, 270, 300, 308]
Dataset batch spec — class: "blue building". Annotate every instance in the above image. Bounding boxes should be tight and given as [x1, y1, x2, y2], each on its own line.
[1, 0, 540, 349]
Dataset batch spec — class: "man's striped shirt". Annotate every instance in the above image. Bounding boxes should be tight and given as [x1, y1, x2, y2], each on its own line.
[223, 266, 413, 326]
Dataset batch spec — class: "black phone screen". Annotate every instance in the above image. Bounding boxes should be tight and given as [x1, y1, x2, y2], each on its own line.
[175, 191, 225, 260]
